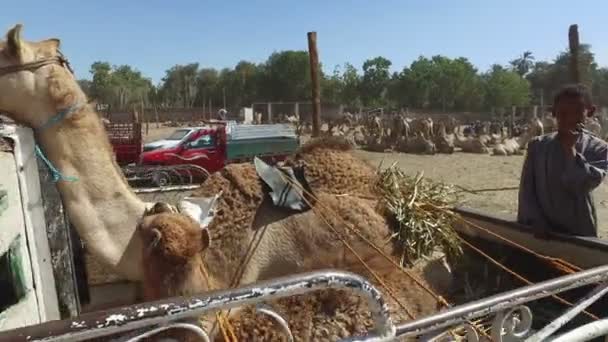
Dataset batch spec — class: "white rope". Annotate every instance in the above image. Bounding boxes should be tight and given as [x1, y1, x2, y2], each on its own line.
[123, 322, 211, 342]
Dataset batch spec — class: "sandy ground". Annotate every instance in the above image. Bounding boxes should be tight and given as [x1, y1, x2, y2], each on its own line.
[354, 150, 608, 238]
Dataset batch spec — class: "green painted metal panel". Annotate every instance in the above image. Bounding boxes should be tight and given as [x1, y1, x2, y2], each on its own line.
[226, 137, 298, 161]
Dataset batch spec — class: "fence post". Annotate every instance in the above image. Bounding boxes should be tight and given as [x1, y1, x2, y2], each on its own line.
[307, 32, 321, 137]
[569, 24, 581, 83]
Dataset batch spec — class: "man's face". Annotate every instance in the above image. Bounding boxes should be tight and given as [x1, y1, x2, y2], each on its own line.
[555, 96, 592, 134]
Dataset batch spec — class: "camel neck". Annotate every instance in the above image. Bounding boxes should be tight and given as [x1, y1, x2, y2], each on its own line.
[36, 106, 146, 280]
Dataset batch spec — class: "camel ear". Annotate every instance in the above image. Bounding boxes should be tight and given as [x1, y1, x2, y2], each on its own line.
[6, 24, 24, 59]
[37, 38, 60, 55]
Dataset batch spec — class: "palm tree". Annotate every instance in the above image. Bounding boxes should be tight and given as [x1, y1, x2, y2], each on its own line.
[510, 51, 535, 77]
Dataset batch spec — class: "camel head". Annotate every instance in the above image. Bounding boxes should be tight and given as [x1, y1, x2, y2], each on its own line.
[138, 209, 211, 267]
[0, 24, 83, 128]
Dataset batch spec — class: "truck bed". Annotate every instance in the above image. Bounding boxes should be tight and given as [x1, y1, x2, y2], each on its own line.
[226, 137, 299, 161]
[226, 123, 296, 141]
[104, 122, 142, 165]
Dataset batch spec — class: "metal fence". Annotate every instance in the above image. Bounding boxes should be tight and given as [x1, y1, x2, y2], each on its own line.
[3, 265, 608, 341]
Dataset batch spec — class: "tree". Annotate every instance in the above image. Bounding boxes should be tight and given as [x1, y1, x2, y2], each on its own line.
[483, 64, 530, 109]
[340, 63, 362, 108]
[257, 51, 311, 101]
[88, 62, 154, 110]
[321, 65, 343, 104]
[390, 56, 482, 111]
[526, 44, 599, 106]
[194, 68, 220, 108]
[427, 56, 480, 111]
[510, 51, 535, 77]
[360, 56, 392, 107]
[89, 61, 112, 103]
[160, 63, 199, 107]
[399, 56, 434, 109]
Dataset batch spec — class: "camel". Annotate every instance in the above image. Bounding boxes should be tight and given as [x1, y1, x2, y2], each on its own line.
[139, 203, 441, 340]
[492, 124, 540, 156]
[351, 125, 367, 147]
[388, 114, 410, 148]
[530, 117, 544, 136]
[0, 25, 148, 280]
[395, 133, 436, 155]
[432, 123, 455, 154]
[542, 115, 557, 133]
[136, 143, 443, 339]
[410, 117, 433, 138]
[454, 134, 490, 154]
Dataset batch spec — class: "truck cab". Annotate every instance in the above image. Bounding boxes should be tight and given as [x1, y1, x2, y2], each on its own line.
[140, 126, 227, 173]
[178, 127, 226, 172]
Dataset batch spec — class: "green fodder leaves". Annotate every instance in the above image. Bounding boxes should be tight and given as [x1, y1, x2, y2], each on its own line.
[375, 163, 462, 265]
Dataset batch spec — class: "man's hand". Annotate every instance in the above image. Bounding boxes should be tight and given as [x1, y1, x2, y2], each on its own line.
[558, 128, 578, 159]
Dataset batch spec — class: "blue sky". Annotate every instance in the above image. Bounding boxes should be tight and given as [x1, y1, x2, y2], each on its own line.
[2, 0, 607, 84]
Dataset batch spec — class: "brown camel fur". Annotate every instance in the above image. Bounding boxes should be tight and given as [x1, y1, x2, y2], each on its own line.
[139, 199, 440, 341]
[137, 139, 443, 340]
[454, 134, 490, 154]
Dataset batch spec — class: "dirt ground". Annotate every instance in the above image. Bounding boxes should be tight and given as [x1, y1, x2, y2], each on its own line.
[354, 150, 608, 238]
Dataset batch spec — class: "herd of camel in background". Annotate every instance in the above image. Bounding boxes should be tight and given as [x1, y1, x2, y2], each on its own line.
[272, 110, 605, 156]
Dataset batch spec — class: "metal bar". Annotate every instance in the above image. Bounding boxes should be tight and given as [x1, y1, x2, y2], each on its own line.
[395, 263, 608, 337]
[307, 31, 321, 137]
[132, 184, 202, 193]
[526, 282, 608, 342]
[551, 318, 608, 342]
[0, 270, 395, 342]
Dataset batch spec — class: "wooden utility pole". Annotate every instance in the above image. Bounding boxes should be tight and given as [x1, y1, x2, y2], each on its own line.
[222, 87, 226, 109]
[568, 24, 580, 84]
[141, 99, 148, 135]
[307, 31, 321, 137]
[154, 105, 160, 128]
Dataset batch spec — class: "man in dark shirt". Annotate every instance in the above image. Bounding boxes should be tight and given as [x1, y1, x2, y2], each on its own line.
[518, 84, 608, 237]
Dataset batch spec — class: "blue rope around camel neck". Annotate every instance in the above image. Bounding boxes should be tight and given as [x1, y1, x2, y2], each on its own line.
[35, 104, 81, 183]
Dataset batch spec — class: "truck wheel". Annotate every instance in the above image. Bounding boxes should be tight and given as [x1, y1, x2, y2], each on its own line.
[152, 171, 170, 187]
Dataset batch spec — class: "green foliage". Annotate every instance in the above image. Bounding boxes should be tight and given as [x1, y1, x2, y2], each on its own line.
[360, 56, 392, 107]
[82, 43, 608, 113]
[389, 56, 483, 111]
[483, 65, 530, 108]
[88, 61, 153, 110]
[526, 44, 600, 106]
[340, 63, 362, 108]
[258, 50, 311, 102]
[510, 51, 535, 77]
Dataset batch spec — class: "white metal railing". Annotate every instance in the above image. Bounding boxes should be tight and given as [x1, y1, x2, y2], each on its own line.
[2, 265, 608, 341]
[0, 270, 396, 342]
[395, 263, 608, 341]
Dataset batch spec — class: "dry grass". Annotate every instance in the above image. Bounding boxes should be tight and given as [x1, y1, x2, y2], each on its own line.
[375, 164, 462, 265]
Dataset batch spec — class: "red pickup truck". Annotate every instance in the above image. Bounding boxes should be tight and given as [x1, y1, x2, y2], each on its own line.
[140, 122, 299, 174]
